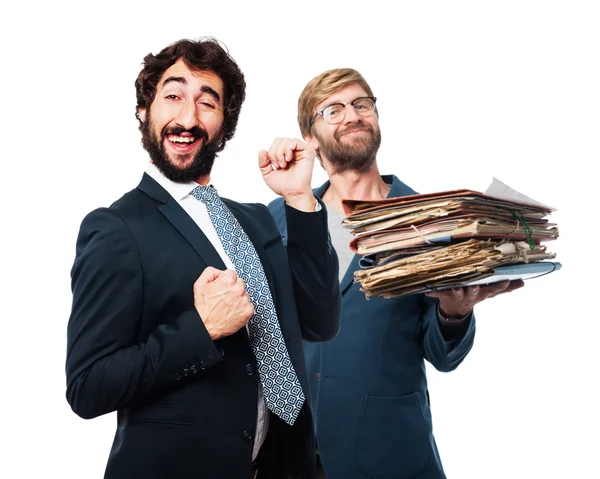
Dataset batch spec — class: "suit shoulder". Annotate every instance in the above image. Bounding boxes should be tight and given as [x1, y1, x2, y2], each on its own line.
[78, 187, 149, 231]
[109, 187, 152, 214]
[267, 197, 287, 229]
[222, 198, 275, 222]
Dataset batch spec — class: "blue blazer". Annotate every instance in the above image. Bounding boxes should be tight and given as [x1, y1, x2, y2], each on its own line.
[66, 173, 341, 479]
[269, 175, 476, 479]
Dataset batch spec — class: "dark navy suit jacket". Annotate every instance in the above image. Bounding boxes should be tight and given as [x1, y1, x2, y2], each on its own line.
[269, 175, 476, 479]
[66, 173, 341, 479]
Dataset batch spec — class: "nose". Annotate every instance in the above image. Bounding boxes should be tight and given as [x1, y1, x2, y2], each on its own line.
[342, 103, 361, 124]
[175, 99, 199, 130]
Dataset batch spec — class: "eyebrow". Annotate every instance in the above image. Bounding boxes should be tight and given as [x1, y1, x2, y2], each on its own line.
[320, 100, 341, 111]
[161, 76, 221, 103]
[321, 97, 364, 111]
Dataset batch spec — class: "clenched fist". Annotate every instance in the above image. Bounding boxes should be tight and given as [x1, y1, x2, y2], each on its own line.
[193, 267, 255, 340]
[258, 137, 317, 212]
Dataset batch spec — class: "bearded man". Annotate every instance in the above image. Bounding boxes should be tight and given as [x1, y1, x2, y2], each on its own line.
[65, 38, 341, 479]
[268, 68, 523, 479]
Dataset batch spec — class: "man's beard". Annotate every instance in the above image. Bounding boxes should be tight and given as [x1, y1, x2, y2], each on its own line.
[141, 116, 221, 183]
[315, 123, 382, 174]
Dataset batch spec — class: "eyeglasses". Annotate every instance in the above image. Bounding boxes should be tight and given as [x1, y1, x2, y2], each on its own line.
[311, 96, 377, 125]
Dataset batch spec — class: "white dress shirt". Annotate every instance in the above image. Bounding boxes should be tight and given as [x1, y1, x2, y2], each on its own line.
[146, 162, 269, 461]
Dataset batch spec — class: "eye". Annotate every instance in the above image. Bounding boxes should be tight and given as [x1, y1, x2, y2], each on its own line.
[199, 100, 216, 110]
[326, 105, 344, 117]
[165, 94, 180, 101]
[354, 99, 375, 112]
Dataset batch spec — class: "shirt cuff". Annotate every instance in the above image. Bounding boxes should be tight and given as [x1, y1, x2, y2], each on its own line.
[437, 304, 470, 323]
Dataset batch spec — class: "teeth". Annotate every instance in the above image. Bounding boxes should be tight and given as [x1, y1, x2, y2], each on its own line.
[169, 136, 196, 143]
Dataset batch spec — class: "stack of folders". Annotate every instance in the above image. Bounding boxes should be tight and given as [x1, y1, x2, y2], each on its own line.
[343, 180, 561, 299]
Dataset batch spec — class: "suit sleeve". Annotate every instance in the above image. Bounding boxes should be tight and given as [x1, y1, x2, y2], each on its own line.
[420, 295, 476, 372]
[272, 198, 341, 341]
[65, 208, 222, 419]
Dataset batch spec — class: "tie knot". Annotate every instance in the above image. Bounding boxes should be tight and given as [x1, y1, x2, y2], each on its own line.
[190, 185, 219, 205]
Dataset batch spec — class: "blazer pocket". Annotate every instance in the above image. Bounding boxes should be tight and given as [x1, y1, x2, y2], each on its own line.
[126, 402, 191, 427]
[263, 235, 283, 249]
[357, 393, 431, 479]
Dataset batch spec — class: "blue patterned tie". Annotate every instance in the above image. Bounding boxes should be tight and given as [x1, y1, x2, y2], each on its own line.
[191, 185, 305, 425]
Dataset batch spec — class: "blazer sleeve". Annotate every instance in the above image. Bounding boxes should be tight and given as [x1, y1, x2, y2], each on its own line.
[65, 208, 223, 420]
[420, 295, 476, 372]
[268, 198, 341, 342]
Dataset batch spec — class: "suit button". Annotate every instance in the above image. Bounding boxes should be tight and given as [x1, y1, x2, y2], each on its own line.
[190, 365, 198, 374]
[199, 361, 206, 371]
[244, 364, 254, 376]
[183, 368, 189, 377]
[243, 430, 253, 441]
[175, 373, 182, 381]
[219, 347, 225, 358]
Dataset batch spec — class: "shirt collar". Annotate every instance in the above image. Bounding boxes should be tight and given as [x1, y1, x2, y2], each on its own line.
[145, 162, 212, 201]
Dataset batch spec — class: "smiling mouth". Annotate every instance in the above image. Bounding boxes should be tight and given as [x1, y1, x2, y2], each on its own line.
[337, 128, 370, 140]
[167, 134, 198, 145]
[343, 128, 368, 135]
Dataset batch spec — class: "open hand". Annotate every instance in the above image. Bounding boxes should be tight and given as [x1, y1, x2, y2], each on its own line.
[426, 280, 525, 318]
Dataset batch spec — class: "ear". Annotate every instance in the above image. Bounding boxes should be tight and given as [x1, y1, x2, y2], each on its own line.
[305, 133, 320, 152]
[215, 125, 228, 152]
[137, 107, 146, 123]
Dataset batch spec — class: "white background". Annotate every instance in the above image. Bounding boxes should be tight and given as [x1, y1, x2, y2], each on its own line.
[1, 1, 598, 477]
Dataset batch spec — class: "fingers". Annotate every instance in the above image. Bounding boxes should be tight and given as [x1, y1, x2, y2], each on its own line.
[430, 285, 479, 303]
[196, 266, 225, 285]
[505, 279, 525, 292]
[443, 286, 472, 301]
[261, 137, 311, 170]
[196, 268, 237, 293]
[224, 276, 253, 316]
[258, 149, 271, 172]
[228, 272, 254, 322]
[464, 285, 480, 301]
[479, 280, 510, 298]
[426, 278, 525, 317]
[216, 269, 238, 286]
[487, 279, 524, 298]
[242, 299, 255, 321]
[269, 137, 291, 169]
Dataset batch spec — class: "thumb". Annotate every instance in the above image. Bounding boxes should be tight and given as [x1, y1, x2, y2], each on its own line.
[258, 149, 271, 171]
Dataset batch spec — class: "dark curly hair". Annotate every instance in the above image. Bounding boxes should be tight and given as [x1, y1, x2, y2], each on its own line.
[135, 37, 246, 152]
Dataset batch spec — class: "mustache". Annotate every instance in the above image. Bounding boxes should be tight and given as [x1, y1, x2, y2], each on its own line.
[163, 125, 209, 142]
[335, 124, 373, 140]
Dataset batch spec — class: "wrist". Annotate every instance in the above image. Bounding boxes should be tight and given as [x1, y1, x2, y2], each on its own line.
[284, 192, 317, 212]
[438, 305, 472, 322]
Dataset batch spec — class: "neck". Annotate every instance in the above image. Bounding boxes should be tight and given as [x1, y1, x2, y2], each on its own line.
[194, 174, 211, 186]
[322, 161, 390, 213]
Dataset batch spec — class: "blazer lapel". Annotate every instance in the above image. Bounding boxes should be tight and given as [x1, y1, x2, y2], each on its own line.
[315, 175, 417, 296]
[159, 199, 227, 270]
[137, 173, 227, 270]
[340, 254, 361, 295]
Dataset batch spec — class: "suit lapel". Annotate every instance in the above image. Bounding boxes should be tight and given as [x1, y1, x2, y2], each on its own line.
[315, 175, 417, 296]
[137, 173, 227, 270]
[340, 254, 361, 295]
[159, 199, 227, 270]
